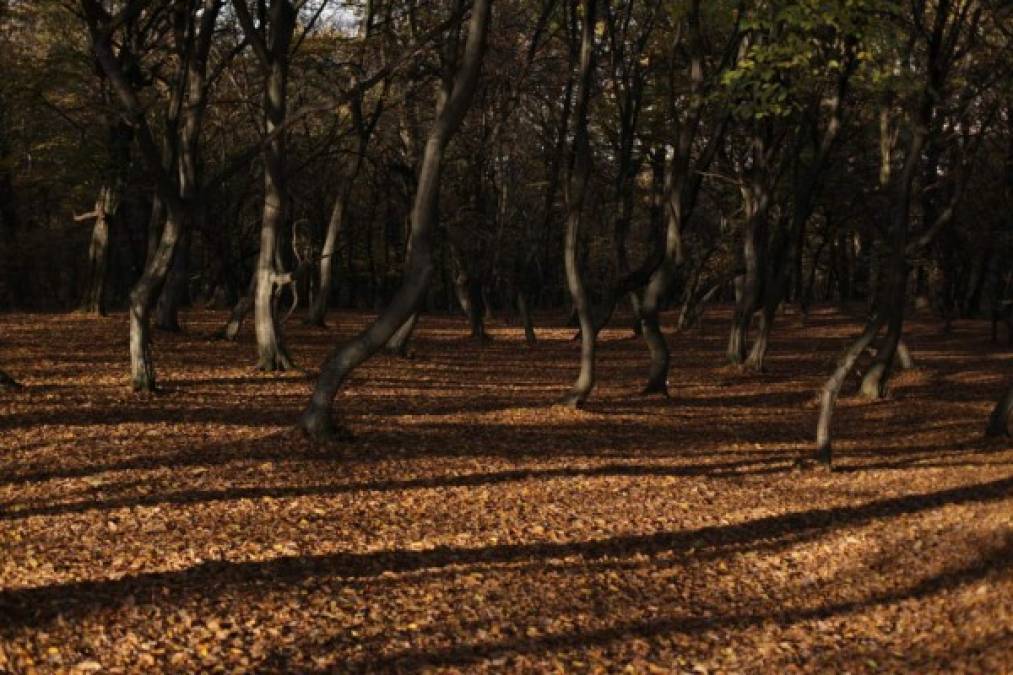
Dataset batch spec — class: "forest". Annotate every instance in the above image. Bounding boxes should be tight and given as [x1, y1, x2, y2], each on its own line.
[1, 0, 1011, 671]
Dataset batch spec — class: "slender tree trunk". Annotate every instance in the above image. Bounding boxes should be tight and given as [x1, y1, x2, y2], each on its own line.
[129, 208, 184, 391]
[728, 134, 772, 365]
[220, 271, 256, 341]
[810, 313, 887, 468]
[986, 383, 1013, 438]
[449, 242, 489, 341]
[155, 226, 189, 331]
[559, 0, 597, 409]
[516, 290, 536, 346]
[308, 146, 367, 326]
[78, 185, 120, 315]
[860, 276, 905, 400]
[638, 149, 680, 395]
[252, 4, 297, 371]
[300, 0, 491, 440]
[744, 300, 775, 372]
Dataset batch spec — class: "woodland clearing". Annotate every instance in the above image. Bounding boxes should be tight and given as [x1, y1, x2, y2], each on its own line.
[1, 307, 1011, 673]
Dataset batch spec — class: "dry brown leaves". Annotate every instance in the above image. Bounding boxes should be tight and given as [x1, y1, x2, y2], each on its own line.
[0, 307, 1010, 673]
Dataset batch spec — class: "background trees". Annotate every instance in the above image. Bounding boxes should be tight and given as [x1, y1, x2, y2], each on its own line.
[0, 0, 1009, 451]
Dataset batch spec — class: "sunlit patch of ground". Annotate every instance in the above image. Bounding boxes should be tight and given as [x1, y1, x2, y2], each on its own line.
[1, 306, 1010, 672]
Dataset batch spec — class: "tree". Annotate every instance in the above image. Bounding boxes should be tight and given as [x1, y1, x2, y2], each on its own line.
[300, 0, 492, 439]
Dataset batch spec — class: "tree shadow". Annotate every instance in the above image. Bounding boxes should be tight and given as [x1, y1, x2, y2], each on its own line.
[2, 475, 1009, 632]
[0, 455, 790, 521]
[320, 533, 1012, 672]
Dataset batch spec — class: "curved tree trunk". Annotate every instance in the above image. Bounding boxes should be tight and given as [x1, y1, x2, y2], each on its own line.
[384, 312, 419, 357]
[744, 300, 776, 372]
[129, 208, 184, 391]
[306, 189, 345, 327]
[220, 272, 256, 341]
[810, 313, 887, 468]
[986, 383, 1013, 438]
[559, 0, 598, 409]
[300, 0, 491, 440]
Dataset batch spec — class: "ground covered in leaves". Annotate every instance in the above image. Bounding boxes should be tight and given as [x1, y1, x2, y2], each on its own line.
[1, 306, 1011, 673]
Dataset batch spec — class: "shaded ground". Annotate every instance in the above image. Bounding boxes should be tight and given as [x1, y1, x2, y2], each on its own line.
[1, 306, 1011, 673]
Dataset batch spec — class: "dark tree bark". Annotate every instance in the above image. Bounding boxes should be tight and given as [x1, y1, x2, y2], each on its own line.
[727, 140, 773, 366]
[986, 383, 1013, 438]
[743, 48, 855, 371]
[809, 0, 978, 464]
[155, 227, 190, 331]
[810, 313, 887, 468]
[638, 0, 733, 394]
[449, 239, 489, 341]
[300, 0, 491, 440]
[516, 290, 536, 346]
[221, 273, 257, 341]
[234, 0, 298, 371]
[307, 92, 379, 326]
[81, 0, 200, 391]
[559, 0, 598, 409]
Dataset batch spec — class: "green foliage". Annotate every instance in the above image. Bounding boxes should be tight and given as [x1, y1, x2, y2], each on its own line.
[720, 0, 890, 120]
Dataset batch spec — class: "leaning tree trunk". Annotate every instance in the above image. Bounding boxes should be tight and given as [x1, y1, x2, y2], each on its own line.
[129, 207, 184, 391]
[384, 312, 419, 357]
[220, 272, 256, 340]
[299, 0, 491, 440]
[559, 0, 597, 409]
[307, 147, 365, 326]
[810, 313, 887, 468]
[985, 383, 1013, 438]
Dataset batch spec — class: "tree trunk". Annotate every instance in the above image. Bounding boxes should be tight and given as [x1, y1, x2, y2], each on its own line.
[810, 313, 887, 468]
[300, 0, 491, 440]
[728, 140, 771, 365]
[449, 242, 489, 342]
[744, 300, 775, 372]
[516, 290, 536, 346]
[559, 0, 597, 409]
[129, 208, 184, 391]
[155, 226, 189, 331]
[384, 312, 419, 357]
[986, 383, 1013, 438]
[78, 185, 120, 315]
[308, 146, 366, 326]
[220, 272, 256, 341]
[252, 4, 297, 372]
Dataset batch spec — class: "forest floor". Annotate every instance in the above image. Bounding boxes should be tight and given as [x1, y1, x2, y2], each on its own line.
[1, 306, 1011, 673]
